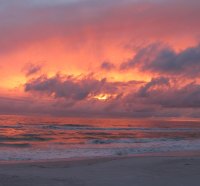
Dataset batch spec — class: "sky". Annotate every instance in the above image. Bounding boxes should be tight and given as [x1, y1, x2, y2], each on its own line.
[1, 0, 200, 118]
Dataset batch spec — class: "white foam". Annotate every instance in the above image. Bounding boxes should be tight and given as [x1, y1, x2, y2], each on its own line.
[1, 139, 200, 161]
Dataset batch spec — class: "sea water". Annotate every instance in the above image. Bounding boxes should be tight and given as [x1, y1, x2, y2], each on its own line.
[0, 115, 200, 161]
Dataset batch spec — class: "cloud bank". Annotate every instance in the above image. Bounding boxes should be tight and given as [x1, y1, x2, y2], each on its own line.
[121, 43, 200, 77]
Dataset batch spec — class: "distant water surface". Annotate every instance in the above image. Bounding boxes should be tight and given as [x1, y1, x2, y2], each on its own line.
[0, 115, 200, 161]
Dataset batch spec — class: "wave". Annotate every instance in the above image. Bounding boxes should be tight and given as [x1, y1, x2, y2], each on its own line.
[2, 122, 200, 133]
[89, 137, 183, 144]
[1, 139, 200, 161]
[0, 135, 53, 142]
[114, 139, 200, 156]
[0, 125, 23, 129]
[0, 143, 31, 148]
[39, 124, 200, 132]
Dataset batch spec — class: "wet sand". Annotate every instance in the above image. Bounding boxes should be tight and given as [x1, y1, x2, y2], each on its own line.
[0, 155, 200, 186]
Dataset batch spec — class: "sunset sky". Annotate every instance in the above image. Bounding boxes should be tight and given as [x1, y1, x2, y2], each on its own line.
[1, 0, 200, 118]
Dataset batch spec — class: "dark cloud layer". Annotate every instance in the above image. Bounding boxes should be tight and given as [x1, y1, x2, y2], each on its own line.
[16, 73, 200, 118]
[133, 78, 200, 108]
[121, 43, 200, 77]
[25, 74, 117, 101]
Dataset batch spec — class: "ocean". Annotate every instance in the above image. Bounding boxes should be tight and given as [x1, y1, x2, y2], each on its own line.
[0, 115, 200, 161]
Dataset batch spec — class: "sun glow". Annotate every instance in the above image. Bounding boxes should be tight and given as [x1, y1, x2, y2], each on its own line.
[93, 94, 112, 101]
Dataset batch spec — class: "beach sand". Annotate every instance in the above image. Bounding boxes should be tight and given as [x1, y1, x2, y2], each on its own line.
[0, 155, 200, 186]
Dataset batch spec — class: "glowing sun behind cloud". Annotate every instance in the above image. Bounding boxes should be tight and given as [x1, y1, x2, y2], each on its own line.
[93, 94, 114, 101]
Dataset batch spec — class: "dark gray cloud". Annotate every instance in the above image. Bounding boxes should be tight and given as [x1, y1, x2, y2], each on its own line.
[25, 74, 117, 101]
[133, 78, 200, 108]
[100, 61, 115, 71]
[121, 43, 200, 77]
[137, 77, 170, 97]
[23, 63, 42, 76]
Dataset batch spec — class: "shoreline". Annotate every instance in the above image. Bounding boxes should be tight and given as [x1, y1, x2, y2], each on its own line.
[1, 149, 200, 165]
